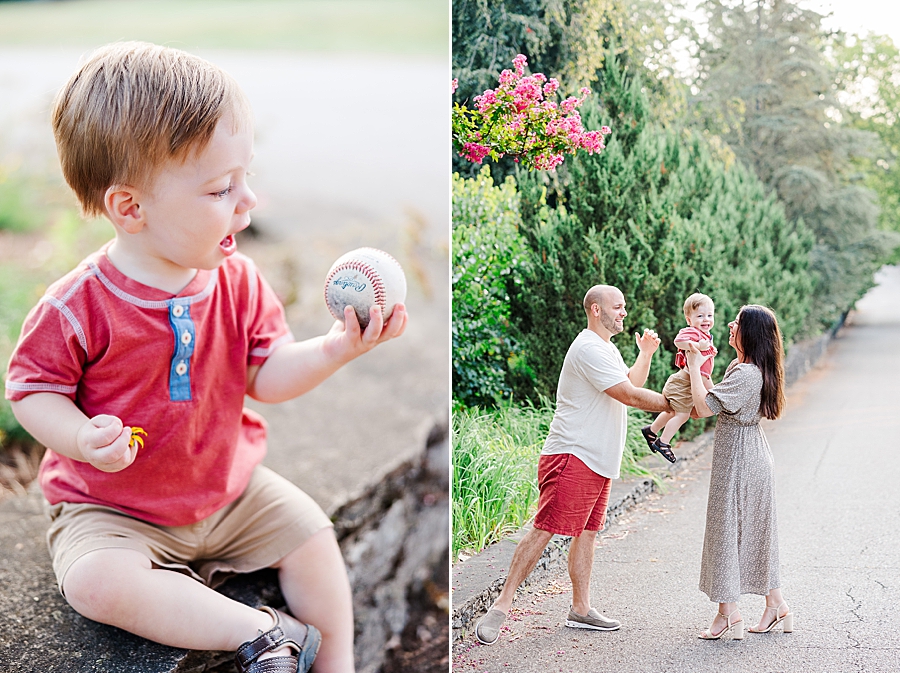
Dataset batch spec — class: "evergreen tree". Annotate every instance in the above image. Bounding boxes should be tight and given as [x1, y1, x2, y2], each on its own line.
[451, 0, 689, 179]
[692, 0, 896, 331]
[509, 55, 814, 399]
[833, 32, 900, 260]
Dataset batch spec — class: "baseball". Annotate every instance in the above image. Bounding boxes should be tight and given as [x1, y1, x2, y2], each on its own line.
[324, 247, 407, 329]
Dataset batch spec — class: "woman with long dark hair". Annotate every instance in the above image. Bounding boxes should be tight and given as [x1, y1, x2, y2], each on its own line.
[684, 304, 792, 640]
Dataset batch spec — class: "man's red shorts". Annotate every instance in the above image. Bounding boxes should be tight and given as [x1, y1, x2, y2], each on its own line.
[533, 453, 611, 536]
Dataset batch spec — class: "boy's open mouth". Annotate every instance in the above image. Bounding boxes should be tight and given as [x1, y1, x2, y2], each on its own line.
[220, 234, 237, 255]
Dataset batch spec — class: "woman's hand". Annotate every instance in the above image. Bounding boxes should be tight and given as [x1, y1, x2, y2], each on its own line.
[685, 343, 715, 418]
[684, 341, 713, 371]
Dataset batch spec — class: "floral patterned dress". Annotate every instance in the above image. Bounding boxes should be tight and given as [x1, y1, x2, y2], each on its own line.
[699, 360, 780, 603]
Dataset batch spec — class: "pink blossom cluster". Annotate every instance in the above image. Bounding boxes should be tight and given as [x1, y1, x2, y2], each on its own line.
[451, 54, 612, 171]
[462, 142, 491, 164]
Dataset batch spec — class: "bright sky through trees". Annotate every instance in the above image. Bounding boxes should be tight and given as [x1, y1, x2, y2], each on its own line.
[804, 0, 900, 44]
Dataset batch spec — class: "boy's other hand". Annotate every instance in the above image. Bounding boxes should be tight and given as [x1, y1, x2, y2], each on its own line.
[77, 415, 138, 472]
[325, 303, 408, 363]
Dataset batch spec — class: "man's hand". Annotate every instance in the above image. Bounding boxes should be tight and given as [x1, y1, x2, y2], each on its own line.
[322, 303, 408, 365]
[76, 414, 138, 473]
[634, 328, 661, 356]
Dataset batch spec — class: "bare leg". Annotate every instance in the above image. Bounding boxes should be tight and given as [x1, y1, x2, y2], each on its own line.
[491, 527, 555, 614]
[660, 411, 691, 444]
[64, 548, 272, 650]
[649, 411, 674, 435]
[702, 601, 741, 637]
[568, 530, 598, 615]
[276, 527, 354, 673]
[752, 588, 790, 630]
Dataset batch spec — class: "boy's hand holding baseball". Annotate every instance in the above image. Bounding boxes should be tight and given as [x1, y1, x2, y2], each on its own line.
[77, 414, 139, 473]
[323, 304, 408, 364]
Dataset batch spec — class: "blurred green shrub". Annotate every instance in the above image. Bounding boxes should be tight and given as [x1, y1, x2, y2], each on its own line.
[452, 167, 534, 407]
[0, 165, 40, 232]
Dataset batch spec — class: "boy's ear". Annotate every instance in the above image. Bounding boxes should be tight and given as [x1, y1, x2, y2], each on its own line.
[104, 185, 145, 234]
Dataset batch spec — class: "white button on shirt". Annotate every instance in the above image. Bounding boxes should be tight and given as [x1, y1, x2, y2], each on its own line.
[172, 305, 185, 318]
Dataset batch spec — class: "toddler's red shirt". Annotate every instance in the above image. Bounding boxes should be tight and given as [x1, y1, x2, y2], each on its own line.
[673, 326, 717, 378]
[5, 246, 293, 526]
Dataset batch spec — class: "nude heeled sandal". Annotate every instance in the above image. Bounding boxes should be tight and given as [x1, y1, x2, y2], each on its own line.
[748, 602, 793, 633]
[698, 609, 743, 640]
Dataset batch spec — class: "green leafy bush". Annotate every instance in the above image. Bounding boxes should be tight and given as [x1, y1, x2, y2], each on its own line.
[0, 166, 41, 232]
[452, 166, 533, 406]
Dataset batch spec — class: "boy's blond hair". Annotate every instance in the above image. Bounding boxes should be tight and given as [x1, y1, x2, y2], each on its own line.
[52, 42, 252, 217]
[683, 292, 714, 317]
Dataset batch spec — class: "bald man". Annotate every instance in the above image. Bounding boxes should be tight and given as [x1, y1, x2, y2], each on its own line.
[475, 285, 671, 644]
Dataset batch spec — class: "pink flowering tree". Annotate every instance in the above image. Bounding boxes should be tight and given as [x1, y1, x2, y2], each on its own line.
[452, 55, 612, 171]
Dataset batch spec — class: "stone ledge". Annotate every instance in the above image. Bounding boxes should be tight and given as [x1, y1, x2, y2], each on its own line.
[0, 421, 448, 673]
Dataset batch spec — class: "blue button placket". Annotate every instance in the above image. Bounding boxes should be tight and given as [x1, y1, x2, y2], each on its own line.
[167, 301, 195, 401]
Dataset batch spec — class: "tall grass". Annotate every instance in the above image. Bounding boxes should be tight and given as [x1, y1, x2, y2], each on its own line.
[452, 399, 659, 560]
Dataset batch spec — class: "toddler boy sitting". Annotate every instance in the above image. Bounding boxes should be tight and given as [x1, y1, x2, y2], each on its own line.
[641, 293, 716, 463]
[4, 42, 406, 673]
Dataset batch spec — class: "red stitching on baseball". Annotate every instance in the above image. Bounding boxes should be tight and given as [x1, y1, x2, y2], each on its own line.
[358, 247, 402, 271]
[324, 260, 386, 319]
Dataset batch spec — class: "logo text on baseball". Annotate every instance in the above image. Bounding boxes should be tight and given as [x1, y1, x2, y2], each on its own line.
[332, 276, 367, 292]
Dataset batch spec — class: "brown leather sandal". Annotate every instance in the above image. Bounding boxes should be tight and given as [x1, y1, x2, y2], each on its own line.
[235, 606, 321, 673]
[640, 425, 659, 451]
[650, 438, 677, 464]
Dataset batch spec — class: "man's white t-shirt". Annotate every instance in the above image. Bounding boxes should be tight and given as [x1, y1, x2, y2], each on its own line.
[541, 329, 631, 479]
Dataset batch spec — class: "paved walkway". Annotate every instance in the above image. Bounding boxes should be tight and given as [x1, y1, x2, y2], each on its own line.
[453, 266, 900, 673]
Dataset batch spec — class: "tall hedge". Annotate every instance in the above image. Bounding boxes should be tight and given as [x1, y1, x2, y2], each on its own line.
[452, 168, 533, 407]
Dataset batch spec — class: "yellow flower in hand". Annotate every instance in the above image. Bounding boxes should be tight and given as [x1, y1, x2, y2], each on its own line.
[129, 427, 147, 451]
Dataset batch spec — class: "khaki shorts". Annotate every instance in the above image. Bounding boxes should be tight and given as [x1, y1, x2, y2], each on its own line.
[662, 369, 697, 414]
[46, 465, 332, 595]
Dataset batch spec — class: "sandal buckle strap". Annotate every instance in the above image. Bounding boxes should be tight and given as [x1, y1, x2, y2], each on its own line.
[245, 657, 299, 673]
[236, 624, 287, 669]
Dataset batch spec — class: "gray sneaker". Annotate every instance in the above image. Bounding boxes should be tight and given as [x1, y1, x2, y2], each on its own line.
[565, 606, 621, 631]
[475, 608, 507, 644]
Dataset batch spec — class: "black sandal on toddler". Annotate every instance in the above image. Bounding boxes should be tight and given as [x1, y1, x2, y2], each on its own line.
[235, 606, 321, 673]
[640, 425, 659, 451]
[650, 438, 677, 464]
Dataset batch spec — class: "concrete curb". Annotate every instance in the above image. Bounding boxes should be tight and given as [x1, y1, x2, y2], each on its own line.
[450, 331, 837, 644]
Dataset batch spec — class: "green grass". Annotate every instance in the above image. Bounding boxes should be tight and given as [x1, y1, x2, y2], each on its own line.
[452, 399, 659, 561]
[0, 0, 447, 55]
